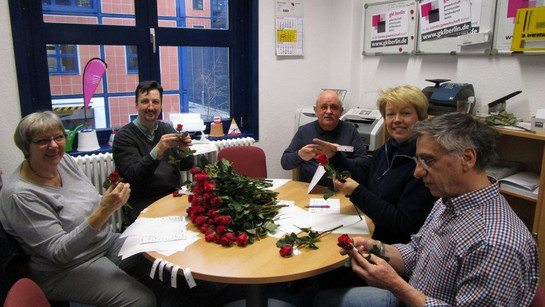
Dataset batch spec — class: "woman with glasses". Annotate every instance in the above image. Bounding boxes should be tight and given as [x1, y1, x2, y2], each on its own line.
[0, 111, 157, 306]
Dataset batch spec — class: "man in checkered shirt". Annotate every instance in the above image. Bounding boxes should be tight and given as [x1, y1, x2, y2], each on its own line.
[315, 113, 539, 307]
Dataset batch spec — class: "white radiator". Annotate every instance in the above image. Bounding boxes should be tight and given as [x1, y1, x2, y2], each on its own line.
[74, 153, 123, 232]
[211, 137, 255, 151]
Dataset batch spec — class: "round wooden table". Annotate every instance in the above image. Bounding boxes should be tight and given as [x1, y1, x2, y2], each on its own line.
[140, 180, 374, 306]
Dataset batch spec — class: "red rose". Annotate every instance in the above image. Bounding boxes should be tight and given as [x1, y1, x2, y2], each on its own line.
[208, 209, 217, 217]
[213, 234, 222, 244]
[216, 225, 227, 234]
[236, 233, 249, 247]
[194, 215, 207, 226]
[215, 215, 231, 226]
[220, 232, 236, 246]
[205, 231, 215, 242]
[176, 124, 183, 132]
[316, 153, 329, 166]
[204, 181, 215, 191]
[200, 224, 213, 234]
[195, 174, 209, 182]
[192, 185, 203, 196]
[191, 196, 202, 206]
[279, 245, 293, 257]
[108, 172, 120, 183]
[210, 197, 223, 207]
[189, 167, 201, 175]
[202, 192, 214, 200]
[337, 234, 354, 251]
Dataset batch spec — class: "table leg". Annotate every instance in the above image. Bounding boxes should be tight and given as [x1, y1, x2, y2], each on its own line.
[246, 284, 268, 307]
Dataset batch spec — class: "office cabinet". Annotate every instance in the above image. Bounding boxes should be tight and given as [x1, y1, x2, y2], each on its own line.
[493, 127, 545, 285]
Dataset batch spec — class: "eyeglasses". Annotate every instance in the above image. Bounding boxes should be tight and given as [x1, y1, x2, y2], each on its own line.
[412, 156, 436, 170]
[32, 135, 66, 146]
[317, 104, 341, 111]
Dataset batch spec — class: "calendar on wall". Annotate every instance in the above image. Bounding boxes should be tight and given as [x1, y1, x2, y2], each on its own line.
[275, 0, 304, 56]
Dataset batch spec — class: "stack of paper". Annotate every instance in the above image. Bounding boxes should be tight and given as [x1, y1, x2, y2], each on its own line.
[499, 171, 540, 200]
[118, 216, 200, 259]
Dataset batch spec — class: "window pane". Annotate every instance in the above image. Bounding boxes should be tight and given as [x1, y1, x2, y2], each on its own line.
[158, 46, 230, 123]
[186, 46, 230, 121]
[158, 0, 229, 30]
[42, 0, 136, 26]
[47, 44, 79, 74]
[49, 44, 139, 130]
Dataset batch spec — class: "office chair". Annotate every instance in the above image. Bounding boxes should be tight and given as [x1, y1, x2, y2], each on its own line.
[3, 278, 50, 307]
[217, 146, 267, 178]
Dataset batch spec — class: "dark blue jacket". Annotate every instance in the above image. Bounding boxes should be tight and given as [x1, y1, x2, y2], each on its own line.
[281, 120, 366, 189]
[333, 138, 437, 244]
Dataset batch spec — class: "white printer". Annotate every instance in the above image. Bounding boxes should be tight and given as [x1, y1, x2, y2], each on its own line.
[340, 108, 384, 151]
[294, 107, 384, 151]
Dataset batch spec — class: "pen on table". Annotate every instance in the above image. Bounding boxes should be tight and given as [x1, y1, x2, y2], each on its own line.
[305, 205, 330, 208]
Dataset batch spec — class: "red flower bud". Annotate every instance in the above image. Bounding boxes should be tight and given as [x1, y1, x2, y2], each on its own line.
[108, 171, 120, 183]
[205, 231, 216, 242]
[194, 215, 207, 226]
[236, 233, 249, 247]
[279, 245, 293, 257]
[216, 225, 227, 234]
[176, 124, 183, 132]
[316, 153, 329, 166]
[189, 167, 201, 175]
[204, 181, 215, 191]
[210, 197, 223, 206]
[337, 234, 354, 251]
[220, 233, 236, 246]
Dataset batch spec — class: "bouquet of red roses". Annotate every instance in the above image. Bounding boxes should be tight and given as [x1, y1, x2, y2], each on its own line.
[184, 157, 286, 247]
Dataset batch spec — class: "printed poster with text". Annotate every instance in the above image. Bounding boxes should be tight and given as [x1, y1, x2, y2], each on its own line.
[495, 0, 545, 51]
[419, 0, 471, 41]
[370, 5, 411, 49]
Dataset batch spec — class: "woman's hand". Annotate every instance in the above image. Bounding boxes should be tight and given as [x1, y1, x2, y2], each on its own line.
[333, 177, 359, 195]
[313, 138, 338, 158]
[100, 182, 131, 212]
[88, 182, 130, 231]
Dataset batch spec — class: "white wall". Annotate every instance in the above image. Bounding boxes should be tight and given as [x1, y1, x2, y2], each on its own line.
[259, 0, 545, 180]
[0, 1, 23, 178]
[1, 0, 544, 180]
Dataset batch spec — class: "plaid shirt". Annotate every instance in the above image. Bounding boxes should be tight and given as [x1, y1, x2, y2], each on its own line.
[395, 179, 539, 306]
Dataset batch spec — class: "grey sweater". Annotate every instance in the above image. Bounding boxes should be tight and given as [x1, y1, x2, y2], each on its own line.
[0, 155, 115, 272]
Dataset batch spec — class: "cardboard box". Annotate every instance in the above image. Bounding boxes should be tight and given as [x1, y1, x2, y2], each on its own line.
[531, 116, 545, 132]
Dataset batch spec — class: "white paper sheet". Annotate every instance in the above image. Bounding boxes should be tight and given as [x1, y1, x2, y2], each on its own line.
[307, 198, 340, 213]
[308, 165, 326, 193]
[118, 215, 201, 259]
[269, 200, 370, 238]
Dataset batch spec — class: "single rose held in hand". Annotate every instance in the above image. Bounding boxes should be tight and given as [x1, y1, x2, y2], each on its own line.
[102, 172, 132, 209]
[315, 153, 350, 199]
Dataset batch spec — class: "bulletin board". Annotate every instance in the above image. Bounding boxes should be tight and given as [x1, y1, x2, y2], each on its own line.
[416, 0, 497, 55]
[492, 0, 545, 54]
[362, 0, 418, 55]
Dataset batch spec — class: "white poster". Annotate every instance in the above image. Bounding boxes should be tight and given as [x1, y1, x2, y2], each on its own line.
[419, 0, 472, 41]
[369, 6, 411, 48]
